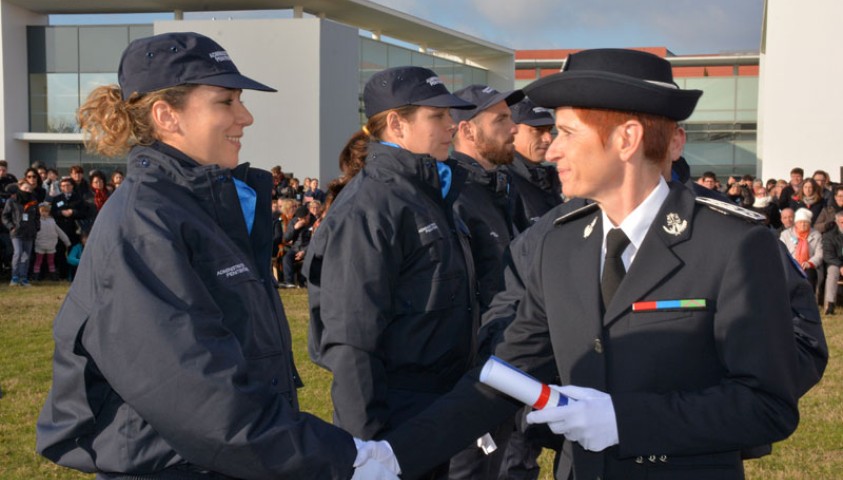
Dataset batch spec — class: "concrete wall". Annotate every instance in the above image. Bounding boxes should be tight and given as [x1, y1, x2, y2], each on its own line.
[156, 18, 358, 183]
[0, 1, 47, 176]
[759, 0, 843, 182]
[319, 19, 360, 184]
[477, 53, 515, 93]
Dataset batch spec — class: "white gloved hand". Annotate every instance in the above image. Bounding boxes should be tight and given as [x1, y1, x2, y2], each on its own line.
[525, 385, 619, 452]
[353, 438, 401, 476]
[351, 458, 400, 480]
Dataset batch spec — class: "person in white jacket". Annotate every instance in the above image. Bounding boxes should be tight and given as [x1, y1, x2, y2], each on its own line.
[33, 203, 70, 281]
[780, 207, 823, 294]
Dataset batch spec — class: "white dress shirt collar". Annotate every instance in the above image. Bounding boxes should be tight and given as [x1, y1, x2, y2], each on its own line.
[600, 177, 670, 272]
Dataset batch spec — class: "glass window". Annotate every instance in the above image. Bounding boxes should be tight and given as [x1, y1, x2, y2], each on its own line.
[735, 77, 758, 111]
[686, 110, 736, 123]
[685, 77, 736, 114]
[734, 138, 757, 169]
[81, 148, 126, 174]
[80, 73, 118, 103]
[29, 143, 60, 169]
[45, 27, 79, 73]
[361, 38, 388, 77]
[30, 143, 124, 175]
[30, 73, 79, 133]
[433, 57, 455, 90]
[27, 27, 47, 74]
[411, 51, 434, 69]
[29, 74, 48, 132]
[56, 144, 82, 171]
[387, 44, 412, 67]
[471, 67, 487, 86]
[452, 65, 472, 91]
[79, 27, 129, 72]
[735, 77, 758, 122]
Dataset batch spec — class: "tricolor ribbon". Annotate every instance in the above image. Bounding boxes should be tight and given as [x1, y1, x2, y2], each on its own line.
[632, 299, 707, 312]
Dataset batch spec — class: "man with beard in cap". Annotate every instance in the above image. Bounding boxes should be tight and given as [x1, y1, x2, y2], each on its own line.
[449, 85, 523, 316]
[355, 49, 800, 480]
[508, 98, 563, 232]
[444, 84, 523, 480]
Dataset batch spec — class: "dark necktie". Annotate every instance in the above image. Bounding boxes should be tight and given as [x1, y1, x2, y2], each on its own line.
[601, 228, 631, 309]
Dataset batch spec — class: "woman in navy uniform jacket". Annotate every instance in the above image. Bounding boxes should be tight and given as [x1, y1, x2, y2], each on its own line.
[36, 32, 395, 480]
[305, 66, 478, 479]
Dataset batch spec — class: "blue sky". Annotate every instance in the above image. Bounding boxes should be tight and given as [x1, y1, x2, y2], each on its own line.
[50, 0, 765, 55]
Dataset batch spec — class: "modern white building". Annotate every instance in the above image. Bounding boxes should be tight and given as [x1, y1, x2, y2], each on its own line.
[0, 0, 514, 182]
[758, 0, 843, 182]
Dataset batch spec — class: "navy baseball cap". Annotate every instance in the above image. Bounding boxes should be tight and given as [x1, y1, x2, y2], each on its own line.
[118, 32, 276, 101]
[364, 66, 475, 118]
[510, 98, 555, 127]
[450, 85, 525, 123]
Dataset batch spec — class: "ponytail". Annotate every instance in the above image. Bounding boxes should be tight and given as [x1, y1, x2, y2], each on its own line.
[337, 105, 420, 186]
[78, 84, 197, 157]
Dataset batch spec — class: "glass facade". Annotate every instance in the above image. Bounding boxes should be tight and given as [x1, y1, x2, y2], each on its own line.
[26, 27, 491, 170]
[518, 73, 760, 177]
[680, 76, 759, 177]
[359, 37, 487, 125]
[27, 25, 152, 173]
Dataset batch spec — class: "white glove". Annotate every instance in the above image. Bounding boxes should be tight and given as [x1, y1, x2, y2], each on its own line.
[525, 385, 619, 452]
[351, 458, 400, 480]
[353, 438, 401, 476]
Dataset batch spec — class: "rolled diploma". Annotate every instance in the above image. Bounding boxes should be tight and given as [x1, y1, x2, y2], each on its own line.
[479, 355, 568, 409]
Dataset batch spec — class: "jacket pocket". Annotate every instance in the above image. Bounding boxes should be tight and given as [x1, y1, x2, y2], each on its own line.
[394, 272, 464, 315]
[415, 215, 445, 263]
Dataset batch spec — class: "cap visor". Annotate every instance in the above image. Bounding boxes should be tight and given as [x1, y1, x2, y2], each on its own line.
[502, 89, 526, 106]
[520, 117, 555, 127]
[189, 72, 277, 92]
[415, 93, 475, 110]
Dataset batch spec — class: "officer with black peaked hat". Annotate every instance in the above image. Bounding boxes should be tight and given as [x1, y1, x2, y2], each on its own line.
[374, 49, 801, 480]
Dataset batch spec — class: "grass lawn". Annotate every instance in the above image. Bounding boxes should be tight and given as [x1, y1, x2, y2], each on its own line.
[0, 283, 840, 479]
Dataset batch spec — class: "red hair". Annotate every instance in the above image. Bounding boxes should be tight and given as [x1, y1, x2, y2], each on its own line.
[572, 108, 677, 164]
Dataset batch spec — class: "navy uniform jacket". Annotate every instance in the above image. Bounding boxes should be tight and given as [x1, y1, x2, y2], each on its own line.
[507, 152, 562, 233]
[37, 143, 356, 479]
[450, 151, 514, 314]
[386, 181, 800, 480]
[305, 143, 476, 440]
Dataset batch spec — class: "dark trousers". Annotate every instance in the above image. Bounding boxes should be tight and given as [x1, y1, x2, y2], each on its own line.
[806, 267, 819, 297]
[498, 426, 543, 480]
[55, 241, 71, 279]
[0, 233, 11, 271]
[282, 249, 302, 285]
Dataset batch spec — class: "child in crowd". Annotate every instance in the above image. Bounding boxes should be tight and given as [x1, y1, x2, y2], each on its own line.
[65, 230, 87, 282]
[33, 203, 70, 281]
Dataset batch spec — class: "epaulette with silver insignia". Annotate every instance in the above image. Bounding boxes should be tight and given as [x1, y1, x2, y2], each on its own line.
[695, 196, 766, 223]
[553, 202, 599, 225]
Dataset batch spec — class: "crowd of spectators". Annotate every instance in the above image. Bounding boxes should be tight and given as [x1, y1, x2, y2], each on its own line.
[267, 165, 328, 288]
[1, 160, 118, 284]
[696, 167, 843, 314]
[1, 159, 333, 290]
[5, 158, 842, 315]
